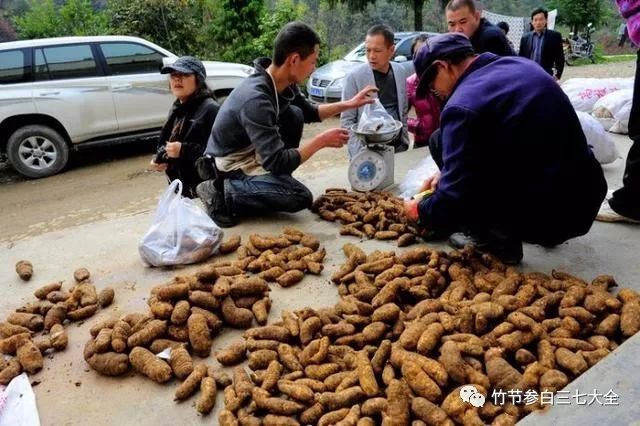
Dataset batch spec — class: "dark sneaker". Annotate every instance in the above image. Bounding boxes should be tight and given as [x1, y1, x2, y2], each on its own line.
[488, 236, 523, 266]
[448, 231, 523, 265]
[196, 181, 237, 228]
[448, 231, 489, 250]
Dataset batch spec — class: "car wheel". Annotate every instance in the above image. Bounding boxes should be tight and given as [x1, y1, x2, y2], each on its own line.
[7, 125, 70, 178]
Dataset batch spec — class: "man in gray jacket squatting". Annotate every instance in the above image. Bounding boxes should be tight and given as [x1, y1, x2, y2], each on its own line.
[197, 22, 376, 227]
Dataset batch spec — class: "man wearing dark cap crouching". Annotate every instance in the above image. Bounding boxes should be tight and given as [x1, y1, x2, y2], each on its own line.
[404, 33, 607, 264]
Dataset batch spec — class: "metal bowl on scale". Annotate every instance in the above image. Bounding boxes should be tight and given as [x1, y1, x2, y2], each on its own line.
[349, 120, 403, 146]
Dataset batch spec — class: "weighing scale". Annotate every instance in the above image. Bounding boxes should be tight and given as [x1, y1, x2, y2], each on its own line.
[348, 121, 403, 192]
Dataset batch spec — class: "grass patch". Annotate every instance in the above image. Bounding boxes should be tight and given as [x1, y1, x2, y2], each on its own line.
[601, 54, 636, 63]
[566, 54, 635, 66]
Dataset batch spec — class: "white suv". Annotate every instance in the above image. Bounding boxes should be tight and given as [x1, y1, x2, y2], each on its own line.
[0, 36, 253, 178]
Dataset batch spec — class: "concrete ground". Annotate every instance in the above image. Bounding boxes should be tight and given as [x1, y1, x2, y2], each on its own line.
[1, 132, 639, 425]
[1, 60, 638, 425]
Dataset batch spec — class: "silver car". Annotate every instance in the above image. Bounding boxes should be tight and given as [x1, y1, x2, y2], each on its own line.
[308, 31, 439, 103]
[0, 36, 253, 178]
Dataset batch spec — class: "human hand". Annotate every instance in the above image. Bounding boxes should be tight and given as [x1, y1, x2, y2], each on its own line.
[419, 171, 441, 192]
[316, 128, 350, 149]
[347, 85, 378, 108]
[165, 141, 182, 158]
[404, 199, 420, 223]
[149, 158, 168, 172]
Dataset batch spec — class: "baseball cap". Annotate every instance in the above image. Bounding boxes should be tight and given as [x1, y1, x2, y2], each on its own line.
[414, 33, 475, 97]
[161, 56, 207, 80]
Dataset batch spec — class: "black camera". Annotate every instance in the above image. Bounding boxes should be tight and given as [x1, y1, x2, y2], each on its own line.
[154, 146, 169, 164]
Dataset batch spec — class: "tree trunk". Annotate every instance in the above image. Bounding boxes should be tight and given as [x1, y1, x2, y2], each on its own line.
[413, 0, 424, 31]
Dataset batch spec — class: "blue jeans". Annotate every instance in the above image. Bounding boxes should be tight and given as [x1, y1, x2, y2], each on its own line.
[224, 173, 312, 216]
[221, 104, 312, 217]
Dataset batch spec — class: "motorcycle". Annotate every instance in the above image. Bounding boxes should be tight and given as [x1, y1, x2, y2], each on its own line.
[564, 22, 595, 65]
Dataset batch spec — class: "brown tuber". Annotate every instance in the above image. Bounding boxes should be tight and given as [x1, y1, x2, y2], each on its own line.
[175, 363, 208, 400]
[217, 340, 247, 366]
[98, 287, 115, 307]
[188, 313, 212, 357]
[73, 268, 90, 283]
[129, 347, 172, 383]
[196, 377, 217, 414]
[8, 313, 43, 332]
[15, 260, 33, 281]
[169, 344, 194, 379]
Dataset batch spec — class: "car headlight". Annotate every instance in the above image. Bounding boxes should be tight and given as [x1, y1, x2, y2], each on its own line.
[329, 77, 344, 88]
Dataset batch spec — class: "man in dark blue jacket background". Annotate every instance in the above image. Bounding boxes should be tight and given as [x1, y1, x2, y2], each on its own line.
[445, 0, 514, 56]
[519, 7, 565, 80]
[405, 33, 607, 264]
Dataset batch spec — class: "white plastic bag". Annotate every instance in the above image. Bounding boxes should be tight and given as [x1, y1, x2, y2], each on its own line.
[592, 88, 633, 134]
[575, 111, 619, 164]
[0, 373, 40, 426]
[562, 78, 634, 112]
[139, 180, 223, 266]
[357, 99, 397, 133]
[400, 155, 439, 200]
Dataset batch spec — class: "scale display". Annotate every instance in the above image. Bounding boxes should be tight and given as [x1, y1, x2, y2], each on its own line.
[348, 150, 387, 192]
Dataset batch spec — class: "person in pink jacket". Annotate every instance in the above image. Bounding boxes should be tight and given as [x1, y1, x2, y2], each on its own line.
[406, 35, 441, 147]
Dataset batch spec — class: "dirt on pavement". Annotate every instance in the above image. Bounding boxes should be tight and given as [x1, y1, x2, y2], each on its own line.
[0, 60, 635, 243]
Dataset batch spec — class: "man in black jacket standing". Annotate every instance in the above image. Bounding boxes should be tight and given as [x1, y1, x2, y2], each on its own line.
[519, 8, 565, 80]
[445, 0, 514, 56]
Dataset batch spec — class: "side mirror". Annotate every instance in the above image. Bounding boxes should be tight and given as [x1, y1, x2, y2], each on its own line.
[394, 55, 408, 63]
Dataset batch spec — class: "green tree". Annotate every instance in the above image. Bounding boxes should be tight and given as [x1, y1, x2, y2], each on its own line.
[108, 0, 202, 56]
[200, 0, 264, 64]
[325, 0, 421, 30]
[59, 0, 109, 35]
[13, 0, 61, 38]
[250, 0, 307, 59]
[548, 0, 607, 34]
[305, 0, 411, 65]
[13, 0, 108, 39]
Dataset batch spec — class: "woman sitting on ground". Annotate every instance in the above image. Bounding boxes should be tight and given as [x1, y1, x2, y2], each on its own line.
[149, 56, 219, 198]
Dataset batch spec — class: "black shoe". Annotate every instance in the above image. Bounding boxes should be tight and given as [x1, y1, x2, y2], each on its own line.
[196, 181, 237, 228]
[448, 231, 489, 250]
[448, 231, 523, 265]
[419, 228, 452, 242]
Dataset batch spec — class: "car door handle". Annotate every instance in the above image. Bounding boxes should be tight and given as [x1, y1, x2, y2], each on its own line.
[39, 90, 60, 96]
[111, 83, 132, 90]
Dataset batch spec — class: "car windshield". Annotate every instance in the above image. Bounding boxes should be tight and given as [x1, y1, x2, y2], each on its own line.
[343, 37, 404, 62]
